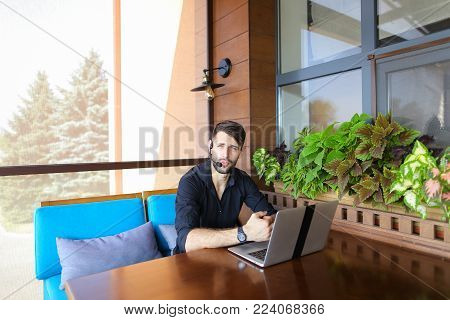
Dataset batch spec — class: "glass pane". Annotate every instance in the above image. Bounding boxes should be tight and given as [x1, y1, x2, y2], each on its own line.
[378, 0, 450, 47]
[0, 165, 192, 299]
[387, 60, 450, 149]
[279, 69, 362, 151]
[279, 0, 361, 73]
[121, 0, 209, 167]
[0, 1, 113, 166]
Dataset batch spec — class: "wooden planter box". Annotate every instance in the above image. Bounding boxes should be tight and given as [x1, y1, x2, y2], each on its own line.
[273, 181, 446, 222]
[267, 181, 450, 259]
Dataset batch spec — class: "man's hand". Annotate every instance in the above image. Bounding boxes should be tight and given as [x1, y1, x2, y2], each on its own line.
[243, 211, 274, 242]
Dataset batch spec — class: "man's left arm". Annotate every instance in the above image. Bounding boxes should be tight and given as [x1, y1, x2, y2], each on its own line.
[242, 172, 277, 215]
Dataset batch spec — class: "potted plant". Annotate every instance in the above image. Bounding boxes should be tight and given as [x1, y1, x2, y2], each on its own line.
[252, 112, 448, 222]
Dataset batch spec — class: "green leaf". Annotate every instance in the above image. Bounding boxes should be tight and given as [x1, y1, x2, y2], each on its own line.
[314, 150, 325, 166]
[326, 150, 345, 163]
[412, 140, 429, 156]
[301, 145, 319, 157]
[305, 169, 318, 184]
[359, 113, 372, 122]
[324, 136, 341, 148]
[403, 190, 418, 210]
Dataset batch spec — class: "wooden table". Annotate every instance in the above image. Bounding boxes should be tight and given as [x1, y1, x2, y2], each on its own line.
[65, 230, 450, 299]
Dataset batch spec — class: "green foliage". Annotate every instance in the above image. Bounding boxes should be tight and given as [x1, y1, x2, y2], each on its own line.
[322, 113, 372, 198]
[389, 141, 437, 219]
[252, 148, 281, 186]
[344, 113, 419, 206]
[354, 113, 420, 166]
[251, 112, 448, 223]
[280, 123, 340, 200]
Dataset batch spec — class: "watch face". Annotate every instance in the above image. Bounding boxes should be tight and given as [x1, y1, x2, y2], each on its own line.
[238, 231, 246, 242]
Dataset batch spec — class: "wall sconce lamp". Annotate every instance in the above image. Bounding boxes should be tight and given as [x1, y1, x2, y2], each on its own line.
[191, 58, 232, 100]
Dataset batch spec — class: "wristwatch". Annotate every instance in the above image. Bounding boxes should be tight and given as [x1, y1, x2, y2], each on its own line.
[237, 226, 247, 243]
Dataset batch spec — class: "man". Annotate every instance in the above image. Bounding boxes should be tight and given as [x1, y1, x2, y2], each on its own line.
[174, 120, 277, 253]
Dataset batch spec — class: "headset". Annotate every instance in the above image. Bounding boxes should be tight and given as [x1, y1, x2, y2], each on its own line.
[209, 141, 223, 168]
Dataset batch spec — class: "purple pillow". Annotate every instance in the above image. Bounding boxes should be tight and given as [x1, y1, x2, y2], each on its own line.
[56, 222, 162, 290]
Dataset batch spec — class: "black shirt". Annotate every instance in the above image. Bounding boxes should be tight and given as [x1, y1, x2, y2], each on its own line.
[174, 159, 276, 253]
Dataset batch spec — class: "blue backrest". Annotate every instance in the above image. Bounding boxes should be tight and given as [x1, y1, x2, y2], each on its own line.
[146, 194, 177, 255]
[34, 198, 146, 280]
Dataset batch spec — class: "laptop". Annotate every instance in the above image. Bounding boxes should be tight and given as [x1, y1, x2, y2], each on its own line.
[228, 200, 338, 268]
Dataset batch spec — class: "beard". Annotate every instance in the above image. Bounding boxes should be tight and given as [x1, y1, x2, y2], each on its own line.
[210, 152, 237, 174]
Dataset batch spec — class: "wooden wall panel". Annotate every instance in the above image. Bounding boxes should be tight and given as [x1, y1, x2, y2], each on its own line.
[213, 32, 249, 67]
[211, 0, 276, 177]
[214, 90, 250, 122]
[213, 2, 249, 47]
[213, 0, 248, 22]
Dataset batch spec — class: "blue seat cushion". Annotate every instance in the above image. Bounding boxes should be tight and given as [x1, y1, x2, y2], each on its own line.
[35, 198, 146, 280]
[44, 274, 68, 300]
[158, 224, 177, 256]
[146, 194, 176, 254]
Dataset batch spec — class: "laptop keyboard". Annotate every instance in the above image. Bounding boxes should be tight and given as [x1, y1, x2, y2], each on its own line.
[248, 248, 267, 261]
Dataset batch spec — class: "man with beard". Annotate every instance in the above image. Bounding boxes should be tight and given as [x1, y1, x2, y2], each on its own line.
[174, 120, 277, 253]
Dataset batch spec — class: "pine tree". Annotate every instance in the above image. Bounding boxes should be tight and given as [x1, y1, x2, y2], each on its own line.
[47, 50, 109, 199]
[0, 71, 57, 226]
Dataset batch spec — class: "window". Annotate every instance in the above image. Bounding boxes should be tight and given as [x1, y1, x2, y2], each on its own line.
[377, 45, 450, 149]
[0, 0, 113, 167]
[279, 0, 362, 72]
[0, 0, 208, 300]
[277, 0, 450, 150]
[278, 69, 362, 150]
[378, 0, 450, 47]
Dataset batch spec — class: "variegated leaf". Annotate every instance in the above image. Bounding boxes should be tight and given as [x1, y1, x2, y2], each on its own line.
[355, 142, 372, 161]
[355, 124, 372, 139]
[375, 113, 390, 130]
[323, 159, 340, 175]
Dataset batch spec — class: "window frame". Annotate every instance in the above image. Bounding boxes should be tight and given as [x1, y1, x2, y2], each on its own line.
[276, 0, 450, 146]
[376, 42, 450, 115]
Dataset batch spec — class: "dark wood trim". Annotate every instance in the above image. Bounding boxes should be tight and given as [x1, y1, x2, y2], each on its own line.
[0, 158, 208, 177]
[207, 0, 214, 134]
[113, 0, 123, 193]
[41, 192, 142, 207]
[372, 36, 450, 61]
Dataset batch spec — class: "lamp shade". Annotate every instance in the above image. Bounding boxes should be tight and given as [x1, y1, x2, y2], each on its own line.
[190, 82, 224, 92]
